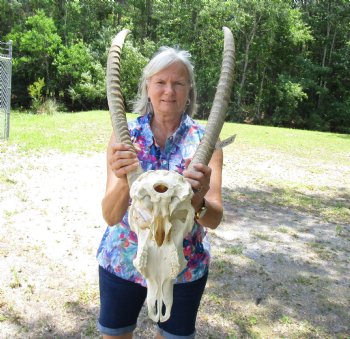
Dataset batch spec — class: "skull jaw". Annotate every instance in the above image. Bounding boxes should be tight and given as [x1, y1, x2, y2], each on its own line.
[129, 170, 194, 322]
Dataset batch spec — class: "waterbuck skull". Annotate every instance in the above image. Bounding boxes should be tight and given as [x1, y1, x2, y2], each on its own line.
[129, 170, 194, 321]
[106, 28, 235, 322]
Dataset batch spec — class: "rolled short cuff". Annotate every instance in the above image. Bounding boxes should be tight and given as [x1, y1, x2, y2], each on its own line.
[157, 326, 196, 339]
[97, 321, 136, 336]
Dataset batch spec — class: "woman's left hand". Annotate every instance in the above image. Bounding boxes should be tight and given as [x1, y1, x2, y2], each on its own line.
[183, 160, 211, 211]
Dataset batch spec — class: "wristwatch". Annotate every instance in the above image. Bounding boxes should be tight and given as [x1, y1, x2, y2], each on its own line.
[195, 199, 207, 219]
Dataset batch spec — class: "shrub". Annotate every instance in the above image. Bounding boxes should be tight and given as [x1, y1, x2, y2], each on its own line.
[28, 78, 45, 112]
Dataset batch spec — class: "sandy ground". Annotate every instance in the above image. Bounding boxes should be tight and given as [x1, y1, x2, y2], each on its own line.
[0, 143, 349, 338]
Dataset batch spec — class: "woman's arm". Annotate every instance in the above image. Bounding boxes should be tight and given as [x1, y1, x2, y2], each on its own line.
[102, 133, 140, 226]
[183, 148, 224, 229]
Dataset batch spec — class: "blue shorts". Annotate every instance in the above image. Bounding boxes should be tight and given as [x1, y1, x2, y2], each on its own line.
[98, 266, 208, 338]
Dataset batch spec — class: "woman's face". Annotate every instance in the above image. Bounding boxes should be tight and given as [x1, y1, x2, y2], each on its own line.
[147, 62, 190, 118]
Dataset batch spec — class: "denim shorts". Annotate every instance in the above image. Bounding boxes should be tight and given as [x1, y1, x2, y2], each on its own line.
[98, 266, 208, 338]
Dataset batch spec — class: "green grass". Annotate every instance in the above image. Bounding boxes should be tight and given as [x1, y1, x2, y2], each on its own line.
[253, 231, 273, 242]
[5, 110, 112, 153]
[9, 268, 21, 289]
[221, 121, 350, 165]
[4, 111, 350, 163]
[230, 184, 350, 224]
[4, 111, 349, 224]
[224, 245, 244, 256]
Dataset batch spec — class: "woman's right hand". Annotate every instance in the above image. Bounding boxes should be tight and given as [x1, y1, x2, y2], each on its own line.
[103, 140, 140, 225]
[108, 143, 140, 179]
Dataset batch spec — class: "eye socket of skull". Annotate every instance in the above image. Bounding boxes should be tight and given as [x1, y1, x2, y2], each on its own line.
[154, 183, 168, 193]
[170, 209, 189, 224]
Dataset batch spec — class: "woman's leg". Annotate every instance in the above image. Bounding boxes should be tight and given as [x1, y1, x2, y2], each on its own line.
[98, 266, 147, 337]
[103, 335, 132, 339]
[157, 271, 208, 338]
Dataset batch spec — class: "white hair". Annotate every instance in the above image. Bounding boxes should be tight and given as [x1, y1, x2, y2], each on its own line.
[132, 46, 197, 116]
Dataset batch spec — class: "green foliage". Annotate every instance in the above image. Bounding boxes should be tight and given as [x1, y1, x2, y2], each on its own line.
[55, 41, 93, 82]
[6, 10, 61, 106]
[273, 75, 308, 127]
[2, 0, 350, 132]
[120, 41, 149, 110]
[28, 78, 45, 112]
[37, 99, 63, 115]
[55, 40, 106, 109]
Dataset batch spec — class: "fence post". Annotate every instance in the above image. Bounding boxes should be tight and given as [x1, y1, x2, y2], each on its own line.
[0, 40, 13, 140]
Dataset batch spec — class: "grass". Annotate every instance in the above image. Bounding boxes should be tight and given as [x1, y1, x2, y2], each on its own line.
[292, 275, 316, 286]
[253, 231, 273, 242]
[0, 173, 16, 185]
[4, 111, 350, 163]
[3, 111, 349, 229]
[308, 241, 335, 260]
[230, 184, 350, 224]
[9, 268, 21, 289]
[221, 121, 350, 165]
[5, 110, 112, 153]
[6, 111, 350, 221]
[224, 245, 244, 256]
[279, 315, 292, 324]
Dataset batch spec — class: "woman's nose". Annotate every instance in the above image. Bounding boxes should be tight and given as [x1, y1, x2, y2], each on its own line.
[164, 83, 175, 94]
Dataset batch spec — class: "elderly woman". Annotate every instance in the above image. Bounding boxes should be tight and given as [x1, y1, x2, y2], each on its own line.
[97, 47, 224, 339]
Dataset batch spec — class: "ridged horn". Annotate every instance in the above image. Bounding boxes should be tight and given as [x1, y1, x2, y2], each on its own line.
[106, 29, 144, 187]
[187, 27, 235, 170]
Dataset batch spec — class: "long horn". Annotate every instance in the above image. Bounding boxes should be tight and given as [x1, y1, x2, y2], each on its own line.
[106, 29, 143, 187]
[188, 27, 235, 169]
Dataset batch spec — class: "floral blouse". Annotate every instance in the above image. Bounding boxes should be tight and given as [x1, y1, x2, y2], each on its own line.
[96, 112, 210, 287]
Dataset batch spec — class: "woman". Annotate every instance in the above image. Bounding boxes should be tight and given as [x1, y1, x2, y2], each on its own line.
[97, 46, 223, 339]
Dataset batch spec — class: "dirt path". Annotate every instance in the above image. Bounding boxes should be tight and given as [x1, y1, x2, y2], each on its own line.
[0, 144, 349, 338]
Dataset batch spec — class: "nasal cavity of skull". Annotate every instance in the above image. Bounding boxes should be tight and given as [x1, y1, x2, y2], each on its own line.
[154, 183, 168, 193]
[155, 216, 167, 247]
[153, 300, 167, 317]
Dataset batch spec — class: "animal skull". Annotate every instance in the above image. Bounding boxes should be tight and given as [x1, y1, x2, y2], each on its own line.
[129, 170, 194, 322]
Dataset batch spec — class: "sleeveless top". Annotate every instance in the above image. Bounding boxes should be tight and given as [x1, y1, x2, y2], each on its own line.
[96, 112, 210, 287]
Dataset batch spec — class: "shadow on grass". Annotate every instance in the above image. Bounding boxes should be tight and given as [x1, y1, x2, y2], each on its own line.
[206, 185, 350, 336]
[1, 301, 100, 338]
[223, 184, 350, 224]
[204, 252, 349, 336]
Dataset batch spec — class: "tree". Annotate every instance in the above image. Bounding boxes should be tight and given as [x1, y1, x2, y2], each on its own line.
[2, 0, 349, 132]
[296, 0, 350, 132]
[6, 10, 62, 106]
[55, 40, 105, 109]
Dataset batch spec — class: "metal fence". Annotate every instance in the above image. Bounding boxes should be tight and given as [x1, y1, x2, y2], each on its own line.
[0, 41, 12, 139]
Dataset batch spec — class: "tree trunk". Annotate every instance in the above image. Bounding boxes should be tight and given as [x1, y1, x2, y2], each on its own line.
[317, 0, 331, 109]
[256, 66, 266, 122]
[114, 0, 125, 27]
[145, 0, 152, 38]
[236, 13, 259, 116]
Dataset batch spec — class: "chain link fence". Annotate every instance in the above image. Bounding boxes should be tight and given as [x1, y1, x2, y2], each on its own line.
[0, 41, 12, 139]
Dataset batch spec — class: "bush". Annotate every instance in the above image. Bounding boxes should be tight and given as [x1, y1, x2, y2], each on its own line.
[55, 40, 107, 110]
[272, 75, 308, 127]
[28, 78, 45, 112]
[37, 99, 65, 115]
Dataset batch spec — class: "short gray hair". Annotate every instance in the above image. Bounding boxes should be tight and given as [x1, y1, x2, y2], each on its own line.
[132, 46, 197, 116]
